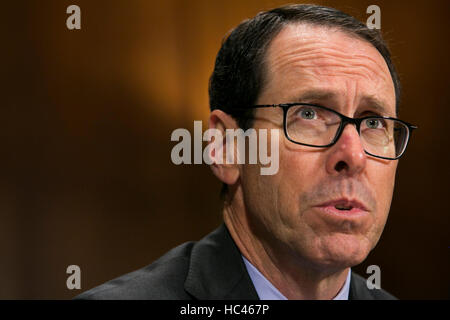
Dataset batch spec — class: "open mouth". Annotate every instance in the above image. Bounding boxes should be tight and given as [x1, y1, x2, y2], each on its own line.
[334, 204, 353, 211]
[315, 198, 368, 215]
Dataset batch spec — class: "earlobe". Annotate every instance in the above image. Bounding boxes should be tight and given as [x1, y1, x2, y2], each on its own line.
[208, 110, 240, 186]
[210, 162, 240, 185]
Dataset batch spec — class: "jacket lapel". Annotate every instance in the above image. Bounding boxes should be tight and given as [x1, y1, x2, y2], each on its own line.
[184, 224, 259, 300]
[349, 272, 374, 300]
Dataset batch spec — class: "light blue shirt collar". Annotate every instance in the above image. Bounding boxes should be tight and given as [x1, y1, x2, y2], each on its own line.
[242, 255, 351, 300]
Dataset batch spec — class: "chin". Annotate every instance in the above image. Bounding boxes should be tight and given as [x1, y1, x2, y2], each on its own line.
[309, 233, 373, 270]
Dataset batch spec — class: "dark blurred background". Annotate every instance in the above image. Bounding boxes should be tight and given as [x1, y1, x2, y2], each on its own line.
[1, 0, 449, 299]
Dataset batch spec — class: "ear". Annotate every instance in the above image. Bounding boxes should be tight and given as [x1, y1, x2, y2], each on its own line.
[207, 109, 240, 186]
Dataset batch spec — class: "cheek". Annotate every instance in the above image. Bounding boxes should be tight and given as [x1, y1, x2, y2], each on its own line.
[280, 141, 324, 190]
[275, 144, 326, 221]
[363, 160, 397, 244]
[369, 160, 397, 212]
[240, 139, 325, 232]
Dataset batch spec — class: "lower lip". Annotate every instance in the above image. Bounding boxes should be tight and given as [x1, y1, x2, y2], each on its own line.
[314, 205, 369, 218]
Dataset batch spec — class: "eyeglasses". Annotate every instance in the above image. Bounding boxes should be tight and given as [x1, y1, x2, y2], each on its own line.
[243, 103, 417, 160]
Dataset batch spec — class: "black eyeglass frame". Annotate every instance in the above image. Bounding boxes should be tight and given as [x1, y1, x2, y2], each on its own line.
[237, 103, 418, 160]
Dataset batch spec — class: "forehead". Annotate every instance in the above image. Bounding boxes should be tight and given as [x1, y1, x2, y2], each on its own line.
[260, 23, 396, 115]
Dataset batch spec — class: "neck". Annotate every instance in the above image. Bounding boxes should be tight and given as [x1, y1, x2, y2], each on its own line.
[223, 192, 349, 300]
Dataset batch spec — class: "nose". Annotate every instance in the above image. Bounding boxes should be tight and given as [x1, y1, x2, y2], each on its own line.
[325, 123, 367, 176]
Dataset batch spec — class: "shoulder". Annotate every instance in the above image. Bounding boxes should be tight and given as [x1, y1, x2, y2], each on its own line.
[75, 241, 195, 300]
[350, 272, 397, 300]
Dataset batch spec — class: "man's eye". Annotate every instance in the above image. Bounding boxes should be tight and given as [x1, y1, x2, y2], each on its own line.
[299, 108, 317, 120]
[365, 118, 385, 129]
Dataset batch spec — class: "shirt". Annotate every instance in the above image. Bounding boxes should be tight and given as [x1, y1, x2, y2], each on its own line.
[242, 255, 351, 300]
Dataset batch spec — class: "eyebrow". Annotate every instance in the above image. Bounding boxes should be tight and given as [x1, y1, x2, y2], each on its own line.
[360, 96, 393, 116]
[292, 89, 393, 117]
[293, 90, 336, 102]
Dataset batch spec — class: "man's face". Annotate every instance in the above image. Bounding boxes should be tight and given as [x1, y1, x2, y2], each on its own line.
[240, 24, 397, 271]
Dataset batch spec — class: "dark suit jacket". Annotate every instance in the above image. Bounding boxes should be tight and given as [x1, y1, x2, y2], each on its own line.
[76, 224, 396, 300]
